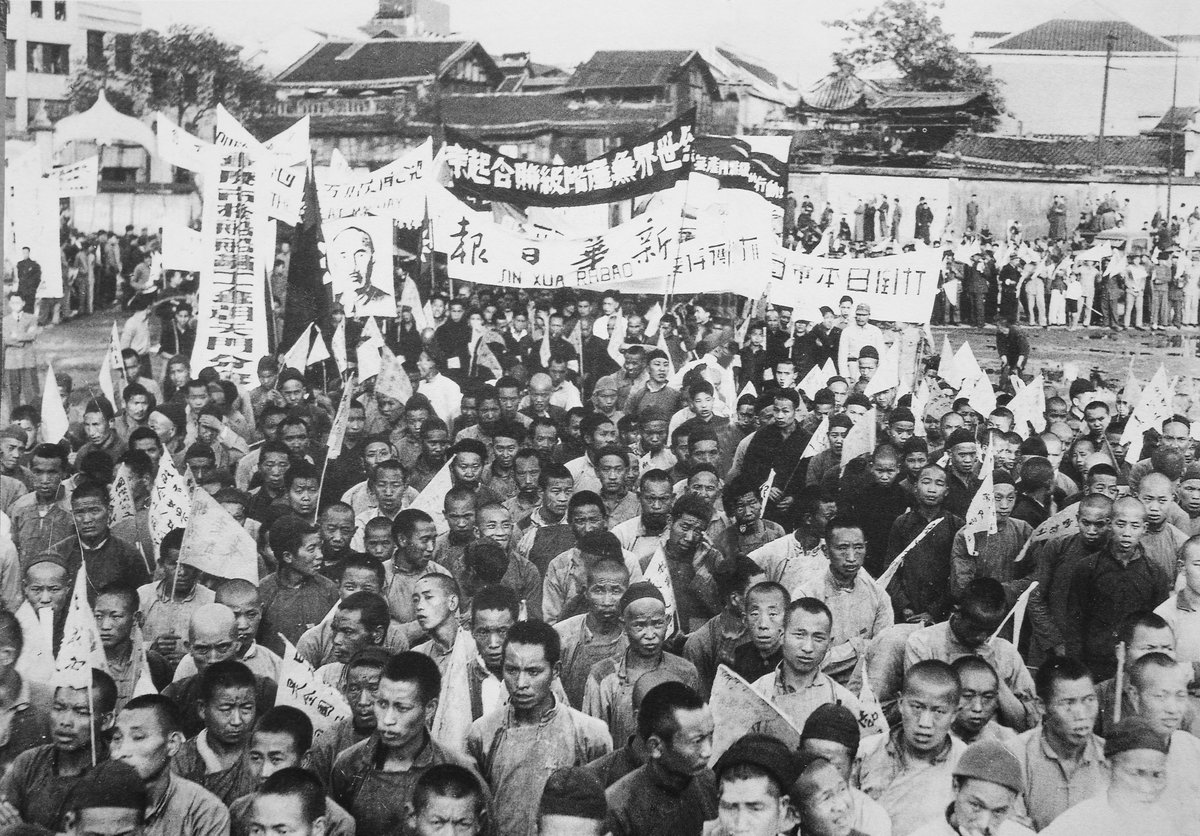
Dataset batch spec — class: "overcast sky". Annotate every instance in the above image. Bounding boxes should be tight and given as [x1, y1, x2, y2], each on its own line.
[141, 0, 1198, 88]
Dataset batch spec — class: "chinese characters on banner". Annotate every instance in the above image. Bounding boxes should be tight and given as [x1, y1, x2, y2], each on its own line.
[192, 148, 272, 387]
[319, 139, 431, 228]
[427, 184, 682, 291]
[442, 110, 695, 207]
[278, 637, 351, 745]
[53, 156, 99, 197]
[692, 135, 787, 206]
[769, 247, 943, 324]
[214, 105, 306, 223]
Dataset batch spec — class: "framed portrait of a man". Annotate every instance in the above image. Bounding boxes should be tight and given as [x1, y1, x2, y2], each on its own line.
[324, 216, 397, 318]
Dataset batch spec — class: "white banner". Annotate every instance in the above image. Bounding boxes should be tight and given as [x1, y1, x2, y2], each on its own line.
[214, 106, 305, 224]
[428, 184, 682, 291]
[324, 216, 398, 318]
[319, 139, 431, 228]
[192, 147, 272, 387]
[161, 225, 206, 273]
[769, 248, 943, 324]
[277, 636, 351, 746]
[156, 114, 211, 171]
[54, 156, 98, 197]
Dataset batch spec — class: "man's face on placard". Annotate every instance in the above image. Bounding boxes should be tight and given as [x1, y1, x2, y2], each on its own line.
[331, 227, 375, 292]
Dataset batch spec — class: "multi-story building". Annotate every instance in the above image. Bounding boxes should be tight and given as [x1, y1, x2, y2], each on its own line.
[5, 0, 141, 134]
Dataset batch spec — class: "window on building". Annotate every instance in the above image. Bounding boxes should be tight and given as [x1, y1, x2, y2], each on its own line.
[53, 1, 65, 20]
[87, 30, 105, 69]
[4, 98, 16, 133]
[27, 98, 69, 124]
[6, 41, 15, 72]
[27, 41, 69, 74]
[113, 33, 132, 72]
[30, 1, 42, 18]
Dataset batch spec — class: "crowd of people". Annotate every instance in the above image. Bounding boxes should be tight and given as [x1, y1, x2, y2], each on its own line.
[3, 246, 1200, 836]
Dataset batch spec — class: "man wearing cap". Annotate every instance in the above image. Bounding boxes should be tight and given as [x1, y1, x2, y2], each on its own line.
[836, 304, 884, 381]
[800, 704, 890, 836]
[710, 733, 800, 836]
[583, 582, 700, 745]
[1040, 717, 1177, 835]
[941, 428, 982, 519]
[539, 766, 608, 836]
[907, 739, 1034, 836]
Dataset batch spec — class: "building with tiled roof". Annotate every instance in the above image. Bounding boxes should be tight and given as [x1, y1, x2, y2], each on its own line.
[967, 1, 1200, 135]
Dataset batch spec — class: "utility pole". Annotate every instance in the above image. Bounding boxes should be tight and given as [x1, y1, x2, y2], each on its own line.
[1166, 44, 1181, 219]
[0, 1, 7, 399]
[1097, 32, 1117, 172]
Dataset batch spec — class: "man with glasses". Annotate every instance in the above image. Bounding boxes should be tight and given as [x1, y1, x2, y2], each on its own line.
[1007, 657, 1107, 830]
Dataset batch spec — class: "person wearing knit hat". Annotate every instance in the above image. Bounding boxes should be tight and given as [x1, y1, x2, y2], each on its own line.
[712, 734, 800, 836]
[1039, 717, 1177, 836]
[64, 759, 147, 836]
[904, 739, 1033, 836]
[943, 427, 982, 519]
[538, 766, 607, 835]
[583, 580, 700, 751]
[800, 705, 892, 835]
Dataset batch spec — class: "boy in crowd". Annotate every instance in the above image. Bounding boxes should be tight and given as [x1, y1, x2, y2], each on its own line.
[170, 660, 260, 804]
[732, 581, 789, 684]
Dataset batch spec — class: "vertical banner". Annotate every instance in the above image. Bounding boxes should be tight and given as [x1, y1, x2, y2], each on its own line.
[192, 148, 272, 386]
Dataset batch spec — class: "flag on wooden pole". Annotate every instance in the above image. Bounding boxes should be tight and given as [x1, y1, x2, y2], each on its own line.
[961, 470, 998, 556]
[281, 166, 332, 347]
[1006, 374, 1046, 437]
[109, 469, 137, 529]
[410, 460, 453, 534]
[758, 469, 775, 518]
[325, 377, 356, 462]
[429, 630, 475, 753]
[708, 665, 801, 765]
[331, 319, 347, 375]
[55, 565, 109, 689]
[178, 486, 259, 583]
[307, 326, 332, 367]
[802, 416, 830, 460]
[643, 547, 679, 633]
[280, 324, 313, 373]
[375, 345, 413, 405]
[357, 317, 385, 380]
[1121, 364, 1171, 447]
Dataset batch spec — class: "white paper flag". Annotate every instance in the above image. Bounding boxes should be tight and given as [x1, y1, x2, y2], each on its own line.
[325, 378, 356, 462]
[801, 416, 830, 460]
[40, 363, 70, 445]
[1006, 374, 1047, 438]
[840, 408, 877, 474]
[643, 548, 679, 633]
[1122, 364, 1172, 447]
[109, 469, 137, 529]
[149, 453, 190, 548]
[54, 566, 109, 689]
[410, 461, 453, 534]
[276, 636, 352, 746]
[961, 470, 998, 556]
[178, 486, 259, 583]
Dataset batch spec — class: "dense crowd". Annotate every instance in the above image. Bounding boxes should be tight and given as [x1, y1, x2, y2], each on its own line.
[1, 254, 1199, 836]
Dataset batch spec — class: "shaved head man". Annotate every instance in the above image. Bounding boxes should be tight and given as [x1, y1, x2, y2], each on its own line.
[185, 603, 240, 675]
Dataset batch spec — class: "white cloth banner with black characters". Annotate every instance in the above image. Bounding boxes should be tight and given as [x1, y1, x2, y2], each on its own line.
[318, 139, 430, 227]
[427, 183, 683, 291]
[768, 247, 943, 324]
[192, 147, 273, 386]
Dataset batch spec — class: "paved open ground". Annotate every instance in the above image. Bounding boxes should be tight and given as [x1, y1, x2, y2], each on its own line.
[13, 309, 1200, 411]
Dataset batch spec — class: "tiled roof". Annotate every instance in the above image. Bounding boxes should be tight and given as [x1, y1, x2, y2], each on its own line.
[1150, 106, 1200, 134]
[938, 133, 1180, 172]
[800, 71, 873, 112]
[715, 47, 781, 90]
[412, 92, 678, 139]
[565, 50, 697, 90]
[870, 91, 996, 112]
[989, 19, 1175, 52]
[276, 39, 500, 87]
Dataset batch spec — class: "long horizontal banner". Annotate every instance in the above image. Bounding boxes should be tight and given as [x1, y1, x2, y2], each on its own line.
[318, 139, 430, 228]
[768, 247, 942, 323]
[693, 135, 787, 206]
[442, 110, 695, 207]
[428, 184, 682, 290]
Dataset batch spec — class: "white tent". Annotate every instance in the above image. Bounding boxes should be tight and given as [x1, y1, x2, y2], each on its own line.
[53, 90, 156, 151]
